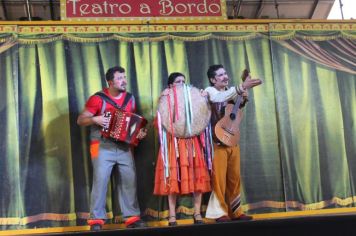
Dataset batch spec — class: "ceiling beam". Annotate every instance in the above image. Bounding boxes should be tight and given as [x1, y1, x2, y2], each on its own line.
[254, 0, 264, 19]
[1, 0, 9, 20]
[24, 0, 32, 20]
[236, 0, 243, 17]
[309, 0, 319, 19]
[338, 0, 344, 19]
[274, 0, 280, 19]
[49, 0, 54, 20]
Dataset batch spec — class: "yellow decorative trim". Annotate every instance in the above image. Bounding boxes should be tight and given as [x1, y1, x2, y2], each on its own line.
[15, 32, 255, 44]
[297, 34, 341, 41]
[242, 200, 286, 211]
[145, 197, 356, 219]
[75, 212, 89, 220]
[112, 34, 150, 42]
[0, 213, 77, 225]
[17, 35, 64, 44]
[62, 34, 114, 43]
[270, 31, 296, 40]
[14, 32, 262, 44]
[243, 196, 356, 212]
[341, 31, 356, 40]
[270, 23, 356, 31]
[0, 211, 116, 226]
[16, 32, 233, 44]
[115, 33, 257, 42]
[147, 24, 269, 32]
[212, 33, 258, 41]
[252, 207, 356, 220]
[0, 25, 17, 33]
[0, 35, 15, 43]
[0, 36, 18, 54]
[170, 33, 212, 41]
[0, 22, 351, 35]
[15, 24, 269, 34]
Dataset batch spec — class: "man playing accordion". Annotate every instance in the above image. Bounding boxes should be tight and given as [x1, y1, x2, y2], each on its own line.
[77, 66, 147, 230]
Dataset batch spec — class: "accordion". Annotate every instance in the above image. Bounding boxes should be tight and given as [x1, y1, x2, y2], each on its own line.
[102, 109, 147, 146]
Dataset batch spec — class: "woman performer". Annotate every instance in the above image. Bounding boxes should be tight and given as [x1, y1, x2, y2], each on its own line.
[153, 72, 212, 226]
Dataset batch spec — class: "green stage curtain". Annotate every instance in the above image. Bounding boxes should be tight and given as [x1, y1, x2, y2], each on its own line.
[0, 29, 355, 229]
[270, 40, 356, 210]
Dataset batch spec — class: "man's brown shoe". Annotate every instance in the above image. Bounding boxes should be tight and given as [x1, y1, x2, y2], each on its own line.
[232, 214, 253, 221]
[216, 216, 231, 223]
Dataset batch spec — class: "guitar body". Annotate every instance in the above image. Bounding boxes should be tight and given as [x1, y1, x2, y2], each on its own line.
[215, 104, 244, 146]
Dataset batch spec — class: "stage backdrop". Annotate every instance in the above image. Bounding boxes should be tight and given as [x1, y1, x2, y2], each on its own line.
[0, 21, 355, 230]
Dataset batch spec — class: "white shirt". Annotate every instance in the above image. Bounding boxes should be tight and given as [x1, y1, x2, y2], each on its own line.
[204, 86, 238, 103]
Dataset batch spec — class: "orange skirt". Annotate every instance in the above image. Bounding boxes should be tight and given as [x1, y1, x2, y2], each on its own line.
[153, 135, 211, 195]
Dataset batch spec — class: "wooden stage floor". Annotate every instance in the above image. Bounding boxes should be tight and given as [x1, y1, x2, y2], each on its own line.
[2, 208, 356, 236]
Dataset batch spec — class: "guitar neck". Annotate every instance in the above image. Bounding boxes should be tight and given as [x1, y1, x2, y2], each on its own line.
[228, 95, 244, 120]
[231, 95, 243, 114]
[229, 68, 250, 119]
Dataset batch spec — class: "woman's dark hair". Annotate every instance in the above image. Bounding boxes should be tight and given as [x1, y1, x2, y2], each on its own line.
[167, 72, 185, 86]
[105, 66, 125, 81]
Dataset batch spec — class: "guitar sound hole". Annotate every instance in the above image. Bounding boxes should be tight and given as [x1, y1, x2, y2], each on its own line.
[229, 113, 236, 120]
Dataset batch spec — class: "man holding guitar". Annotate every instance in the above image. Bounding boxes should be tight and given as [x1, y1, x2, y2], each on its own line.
[204, 64, 261, 222]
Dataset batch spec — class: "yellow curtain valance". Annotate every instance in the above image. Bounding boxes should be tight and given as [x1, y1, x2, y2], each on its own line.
[7, 32, 263, 44]
[0, 31, 353, 45]
[0, 22, 355, 44]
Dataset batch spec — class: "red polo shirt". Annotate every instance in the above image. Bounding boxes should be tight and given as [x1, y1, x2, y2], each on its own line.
[85, 88, 136, 115]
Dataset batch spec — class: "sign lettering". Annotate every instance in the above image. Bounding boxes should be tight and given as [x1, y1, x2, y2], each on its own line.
[61, 0, 226, 21]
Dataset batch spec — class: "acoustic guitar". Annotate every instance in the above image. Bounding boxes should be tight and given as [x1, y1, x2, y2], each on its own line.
[214, 69, 262, 147]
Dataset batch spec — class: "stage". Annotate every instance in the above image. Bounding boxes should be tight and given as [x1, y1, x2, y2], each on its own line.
[0, 19, 355, 236]
[61, 214, 356, 236]
[2, 210, 356, 236]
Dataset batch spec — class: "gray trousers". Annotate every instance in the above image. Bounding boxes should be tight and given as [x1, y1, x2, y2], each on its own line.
[90, 140, 140, 220]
